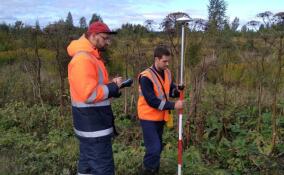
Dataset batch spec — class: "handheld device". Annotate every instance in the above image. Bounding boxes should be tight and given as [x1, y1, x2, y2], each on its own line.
[119, 78, 133, 89]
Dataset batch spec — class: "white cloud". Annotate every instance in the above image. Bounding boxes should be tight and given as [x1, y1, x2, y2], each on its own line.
[0, 0, 283, 30]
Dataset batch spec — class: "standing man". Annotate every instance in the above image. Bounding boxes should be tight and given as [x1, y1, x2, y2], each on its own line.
[138, 45, 184, 175]
[67, 21, 122, 175]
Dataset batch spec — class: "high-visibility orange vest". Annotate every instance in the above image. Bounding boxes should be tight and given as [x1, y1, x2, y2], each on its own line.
[68, 35, 110, 107]
[137, 67, 172, 121]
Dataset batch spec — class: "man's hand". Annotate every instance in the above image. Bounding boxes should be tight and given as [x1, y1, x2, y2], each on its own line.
[174, 100, 185, 110]
[112, 77, 123, 88]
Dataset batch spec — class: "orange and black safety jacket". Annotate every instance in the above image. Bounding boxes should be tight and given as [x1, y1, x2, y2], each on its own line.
[67, 34, 120, 138]
[138, 66, 179, 121]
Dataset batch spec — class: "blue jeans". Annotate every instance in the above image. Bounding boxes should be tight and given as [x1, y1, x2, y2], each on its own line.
[77, 136, 114, 175]
[140, 120, 165, 170]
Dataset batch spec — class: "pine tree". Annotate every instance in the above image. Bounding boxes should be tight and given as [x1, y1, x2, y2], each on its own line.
[79, 17, 87, 29]
[66, 12, 74, 27]
[89, 13, 103, 25]
[207, 0, 227, 31]
[231, 17, 239, 31]
[35, 20, 40, 31]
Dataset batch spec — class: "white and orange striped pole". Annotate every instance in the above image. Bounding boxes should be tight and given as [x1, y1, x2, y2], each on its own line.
[176, 16, 190, 175]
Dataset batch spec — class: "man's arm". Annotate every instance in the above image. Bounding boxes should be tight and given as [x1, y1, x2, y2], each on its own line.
[169, 82, 180, 98]
[140, 76, 175, 110]
[69, 57, 120, 103]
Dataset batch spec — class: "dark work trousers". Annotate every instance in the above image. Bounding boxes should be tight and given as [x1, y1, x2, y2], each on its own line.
[140, 120, 165, 170]
[77, 136, 114, 175]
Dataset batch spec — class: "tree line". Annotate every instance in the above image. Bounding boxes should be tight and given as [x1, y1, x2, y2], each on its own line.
[0, 0, 284, 174]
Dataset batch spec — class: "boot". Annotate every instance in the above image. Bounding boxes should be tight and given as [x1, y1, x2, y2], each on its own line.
[139, 164, 159, 175]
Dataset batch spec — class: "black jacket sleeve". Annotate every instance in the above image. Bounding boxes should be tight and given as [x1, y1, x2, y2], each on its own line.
[169, 82, 180, 98]
[107, 82, 121, 98]
[140, 76, 175, 110]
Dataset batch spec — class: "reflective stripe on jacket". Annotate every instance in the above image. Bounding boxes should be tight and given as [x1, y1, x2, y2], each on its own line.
[138, 67, 172, 121]
[68, 51, 110, 105]
[67, 35, 113, 138]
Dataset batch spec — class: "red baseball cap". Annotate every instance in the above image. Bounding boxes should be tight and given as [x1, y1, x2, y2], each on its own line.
[87, 21, 117, 35]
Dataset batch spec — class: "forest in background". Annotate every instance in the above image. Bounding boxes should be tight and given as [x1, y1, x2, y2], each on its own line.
[0, 0, 284, 174]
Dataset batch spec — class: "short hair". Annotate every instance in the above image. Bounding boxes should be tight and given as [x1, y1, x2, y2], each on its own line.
[154, 45, 171, 59]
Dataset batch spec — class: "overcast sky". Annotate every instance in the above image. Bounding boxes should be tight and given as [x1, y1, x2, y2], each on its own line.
[1, 0, 283, 30]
